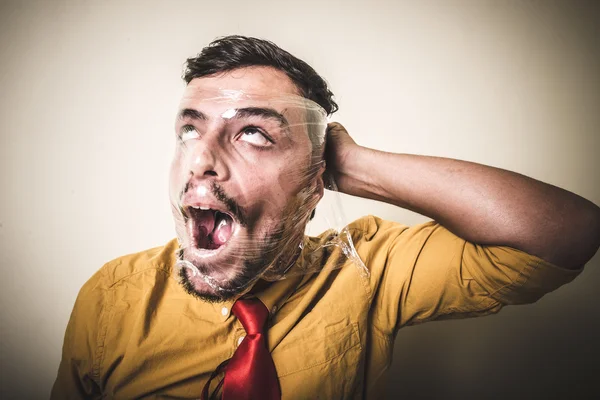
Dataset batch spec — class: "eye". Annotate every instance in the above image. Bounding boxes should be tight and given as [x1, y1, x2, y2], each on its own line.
[238, 126, 273, 147]
[178, 125, 199, 142]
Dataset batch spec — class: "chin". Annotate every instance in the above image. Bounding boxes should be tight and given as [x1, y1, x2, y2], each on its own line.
[176, 264, 251, 303]
[173, 202, 298, 301]
[176, 235, 267, 303]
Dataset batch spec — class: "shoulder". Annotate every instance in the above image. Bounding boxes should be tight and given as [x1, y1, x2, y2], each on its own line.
[307, 215, 419, 276]
[334, 216, 445, 280]
[307, 215, 426, 259]
[81, 238, 180, 295]
[344, 215, 417, 244]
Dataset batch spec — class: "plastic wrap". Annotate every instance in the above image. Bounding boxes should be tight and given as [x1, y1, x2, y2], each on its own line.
[170, 89, 366, 302]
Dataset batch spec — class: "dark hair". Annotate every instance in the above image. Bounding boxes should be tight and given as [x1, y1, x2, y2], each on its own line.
[183, 35, 338, 115]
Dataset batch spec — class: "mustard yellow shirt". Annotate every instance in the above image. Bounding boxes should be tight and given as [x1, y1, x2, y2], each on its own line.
[51, 216, 582, 399]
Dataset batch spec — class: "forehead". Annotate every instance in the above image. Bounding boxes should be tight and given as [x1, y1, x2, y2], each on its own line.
[177, 67, 328, 148]
[178, 67, 327, 131]
[181, 66, 301, 107]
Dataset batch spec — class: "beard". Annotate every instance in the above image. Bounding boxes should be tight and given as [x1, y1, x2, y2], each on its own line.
[175, 216, 304, 303]
[171, 174, 316, 303]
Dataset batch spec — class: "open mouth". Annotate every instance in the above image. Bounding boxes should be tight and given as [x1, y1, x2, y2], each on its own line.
[186, 207, 236, 250]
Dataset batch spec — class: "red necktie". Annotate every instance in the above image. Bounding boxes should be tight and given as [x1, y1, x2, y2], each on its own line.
[202, 298, 281, 400]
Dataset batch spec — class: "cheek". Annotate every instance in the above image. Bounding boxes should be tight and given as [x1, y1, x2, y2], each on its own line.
[169, 152, 188, 187]
[240, 169, 290, 207]
[239, 161, 314, 215]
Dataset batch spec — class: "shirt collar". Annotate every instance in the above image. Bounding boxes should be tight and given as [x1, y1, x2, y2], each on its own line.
[252, 235, 318, 317]
[169, 235, 319, 321]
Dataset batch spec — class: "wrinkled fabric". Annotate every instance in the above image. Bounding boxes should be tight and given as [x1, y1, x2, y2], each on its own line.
[52, 215, 582, 399]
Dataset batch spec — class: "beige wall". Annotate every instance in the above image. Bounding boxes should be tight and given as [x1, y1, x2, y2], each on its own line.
[1, 0, 598, 398]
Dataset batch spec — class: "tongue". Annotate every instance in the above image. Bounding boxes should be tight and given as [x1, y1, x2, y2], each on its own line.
[197, 210, 216, 234]
[194, 210, 215, 249]
[212, 214, 233, 246]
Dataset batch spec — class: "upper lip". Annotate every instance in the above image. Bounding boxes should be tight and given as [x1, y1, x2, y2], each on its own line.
[181, 197, 235, 220]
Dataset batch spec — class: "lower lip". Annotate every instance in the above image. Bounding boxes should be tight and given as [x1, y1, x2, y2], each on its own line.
[188, 245, 226, 259]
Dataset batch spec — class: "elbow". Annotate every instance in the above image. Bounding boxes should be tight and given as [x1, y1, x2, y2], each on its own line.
[587, 203, 600, 258]
[564, 201, 600, 269]
[535, 200, 600, 270]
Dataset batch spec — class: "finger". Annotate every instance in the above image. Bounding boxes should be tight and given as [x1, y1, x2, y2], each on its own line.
[327, 121, 345, 133]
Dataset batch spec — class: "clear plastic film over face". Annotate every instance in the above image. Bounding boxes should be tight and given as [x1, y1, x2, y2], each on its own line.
[170, 89, 367, 302]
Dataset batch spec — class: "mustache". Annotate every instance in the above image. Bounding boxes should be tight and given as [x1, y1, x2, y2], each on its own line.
[181, 180, 248, 227]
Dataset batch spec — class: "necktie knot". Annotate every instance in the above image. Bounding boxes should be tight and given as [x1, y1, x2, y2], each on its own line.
[231, 298, 269, 335]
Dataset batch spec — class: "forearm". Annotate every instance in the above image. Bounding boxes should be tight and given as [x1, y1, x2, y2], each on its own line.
[336, 146, 600, 269]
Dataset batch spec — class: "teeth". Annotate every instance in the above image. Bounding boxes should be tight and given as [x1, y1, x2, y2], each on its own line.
[190, 205, 210, 210]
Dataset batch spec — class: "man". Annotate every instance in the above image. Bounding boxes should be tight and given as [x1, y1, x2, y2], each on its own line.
[52, 36, 600, 399]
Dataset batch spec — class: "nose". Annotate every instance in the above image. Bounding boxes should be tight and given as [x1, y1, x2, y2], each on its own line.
[186, 138, 229, 181]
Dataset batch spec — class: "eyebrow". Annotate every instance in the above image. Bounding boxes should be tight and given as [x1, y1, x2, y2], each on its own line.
[178, 107, 289, 127]
[178, 108, 207, 121]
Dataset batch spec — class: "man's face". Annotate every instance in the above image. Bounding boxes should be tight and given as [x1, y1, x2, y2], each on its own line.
[170, 67, 326, 302]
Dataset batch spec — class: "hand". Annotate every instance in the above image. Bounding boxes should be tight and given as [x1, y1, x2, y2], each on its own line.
[324, 122, 360, 191]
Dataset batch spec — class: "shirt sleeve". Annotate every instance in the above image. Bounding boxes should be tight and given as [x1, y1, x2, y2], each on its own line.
[50, 269, 107, 400]
[353, 216, 584, 334]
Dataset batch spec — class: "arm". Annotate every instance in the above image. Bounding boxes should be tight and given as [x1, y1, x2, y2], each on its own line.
[51, 274, 105, 399]
[325, 122, 600, 270]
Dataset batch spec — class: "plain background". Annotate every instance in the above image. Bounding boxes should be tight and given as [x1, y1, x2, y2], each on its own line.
[1, 0, 599, 398]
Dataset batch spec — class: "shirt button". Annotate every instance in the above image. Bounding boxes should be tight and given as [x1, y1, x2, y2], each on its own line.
[271, 305, 278, 314]
[221, 307, 228, 316]
[237, 336, 245, 346]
